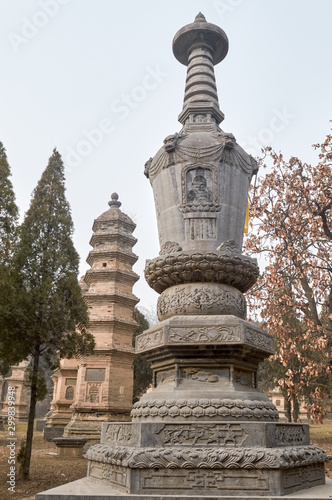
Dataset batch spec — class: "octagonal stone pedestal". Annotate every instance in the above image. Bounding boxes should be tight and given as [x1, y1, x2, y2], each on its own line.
[82, 420, 327, 497]
[53, 437, 88, 458]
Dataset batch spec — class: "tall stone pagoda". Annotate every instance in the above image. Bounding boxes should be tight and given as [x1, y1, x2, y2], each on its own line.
[63, 193, 139, 444]
[36, 13, 330, 500]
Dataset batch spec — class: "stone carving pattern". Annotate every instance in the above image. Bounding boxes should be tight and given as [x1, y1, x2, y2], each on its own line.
[245, 328, 274, 353]
[159, 241, 182, 255]
[106, 424, 132, 443]
[156, 369, 176, 385]
[145, 132, 258, 182]
[131, 398, 279, 421]
[157, 423, 248, 446]
[168, 326, 241, 343]
[86, 444, 326, 470]
[89, 463, 126, 488]
[136, 330, 163, 353]
[234, 370, 255, 388]
[157, 285, 246, 319]
[283, 465, 325, 491]
[181, 368, 228, 384]
[145, 250, 259, 294]
[140, 469, 267, 491]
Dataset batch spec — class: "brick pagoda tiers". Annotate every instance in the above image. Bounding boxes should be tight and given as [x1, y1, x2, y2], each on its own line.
[62, 193, 139, 445]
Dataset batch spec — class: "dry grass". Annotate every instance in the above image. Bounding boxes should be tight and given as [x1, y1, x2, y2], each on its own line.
[308, 419, 332, 477]
[0, 423, 87, 500]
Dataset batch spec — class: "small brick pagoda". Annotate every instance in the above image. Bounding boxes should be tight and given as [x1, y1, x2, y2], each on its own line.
[61, 193, 139, 445]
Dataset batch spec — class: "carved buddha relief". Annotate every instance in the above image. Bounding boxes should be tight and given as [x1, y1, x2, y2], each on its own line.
[186, 169, 213, 205]
[182, 166, 215, 211]
[180, 165, 220, 241]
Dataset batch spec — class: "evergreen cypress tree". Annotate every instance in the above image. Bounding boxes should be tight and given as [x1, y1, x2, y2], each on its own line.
[0, 141, 18, 263]
[13, 149, 94, 479]
[0, 142, 20, 371]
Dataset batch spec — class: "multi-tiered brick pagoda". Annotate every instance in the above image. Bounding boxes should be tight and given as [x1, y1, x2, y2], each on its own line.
[62, 193, 139, 444]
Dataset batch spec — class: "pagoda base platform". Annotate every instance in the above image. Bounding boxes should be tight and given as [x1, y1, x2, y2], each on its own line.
[37, 420, 328, 498]
[35, 476, 332, 500]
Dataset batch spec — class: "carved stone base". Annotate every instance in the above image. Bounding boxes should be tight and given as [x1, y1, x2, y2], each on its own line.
[83, 421, 326, 497]
[134, 315, 277, 423]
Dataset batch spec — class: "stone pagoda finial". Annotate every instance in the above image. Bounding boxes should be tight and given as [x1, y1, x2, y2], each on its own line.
[173, 12, 229, 125]
[108, 192, 122, 209]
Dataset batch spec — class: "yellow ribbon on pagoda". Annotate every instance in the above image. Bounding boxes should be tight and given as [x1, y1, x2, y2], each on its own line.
[244, 198, 249, 233]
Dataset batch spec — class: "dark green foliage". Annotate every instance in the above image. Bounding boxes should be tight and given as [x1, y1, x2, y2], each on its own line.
[132, 308, 152, 402]
[0, 142, 18, 264]
[0, 148, 95, 478]
[17, 441, 26, 476]
[13, 149, 94, 363]
[0, 142, 20, 374]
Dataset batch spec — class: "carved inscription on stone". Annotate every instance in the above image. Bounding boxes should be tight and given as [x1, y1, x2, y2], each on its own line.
[140, 469, 269, 492]
[267, 424, 309, 447]
[169, 326, 241, 343]
[157, 423, 248, 447]
[185, 217, 217, 240]
[245, 328, 274, 353]
[136, 329, 163, 353]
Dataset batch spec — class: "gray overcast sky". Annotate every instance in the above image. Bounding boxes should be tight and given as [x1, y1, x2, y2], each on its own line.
[1, 0, 331, 313]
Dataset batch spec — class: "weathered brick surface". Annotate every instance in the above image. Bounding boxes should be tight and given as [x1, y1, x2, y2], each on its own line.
[51, 195, 139, 442]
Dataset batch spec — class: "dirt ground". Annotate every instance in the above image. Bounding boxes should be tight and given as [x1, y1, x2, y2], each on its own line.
[0, 420, 331, 500]
[0, 423, 87, 500]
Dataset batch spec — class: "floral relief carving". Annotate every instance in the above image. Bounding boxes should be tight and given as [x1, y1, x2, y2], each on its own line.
[131, 398, 279, 421]
[136, 330, 163, 353]
[145, 250, 259, 294]
[86, 444, 326, 470]
[168, 326, 241, 343]
[245, 328, 274, 353]
[157, 285, 246, 319]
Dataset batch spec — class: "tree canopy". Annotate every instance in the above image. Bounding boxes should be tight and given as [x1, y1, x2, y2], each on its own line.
[0, 142, 19, 373]
[245, 130, 332, 422]
[0, 148, 95, 478]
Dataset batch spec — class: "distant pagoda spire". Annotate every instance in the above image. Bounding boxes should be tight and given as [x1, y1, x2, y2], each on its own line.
[173, 12, 229, 126]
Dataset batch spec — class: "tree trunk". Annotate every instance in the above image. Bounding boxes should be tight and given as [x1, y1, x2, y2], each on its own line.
[292, 395, 300, 422]
[22, 348, 39, 479]
[285, 396, 292, 422]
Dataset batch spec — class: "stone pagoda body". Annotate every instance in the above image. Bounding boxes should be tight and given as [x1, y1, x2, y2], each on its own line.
[36, 13, 329, 500]
[62, 193, 139, 445]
